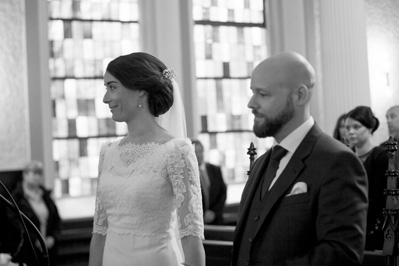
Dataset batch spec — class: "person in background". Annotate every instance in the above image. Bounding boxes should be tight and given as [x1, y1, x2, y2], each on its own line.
[10, 161, 61, 266]
[232, 51, 368, 266]
[386, 105, 399, 141]
[192, 139, 227, 225]
[346, 105, 388, 251]
[384, 105, 399, 169]
[88, 52, 205, 266]
[333, 113, 349, 144]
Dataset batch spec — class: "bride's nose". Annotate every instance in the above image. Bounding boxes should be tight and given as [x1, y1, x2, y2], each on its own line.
[103, 90, 110, 104]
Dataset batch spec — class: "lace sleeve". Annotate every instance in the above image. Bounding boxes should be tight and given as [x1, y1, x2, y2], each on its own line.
[168, 139, 204, 240]
[92, 143, 108, 235]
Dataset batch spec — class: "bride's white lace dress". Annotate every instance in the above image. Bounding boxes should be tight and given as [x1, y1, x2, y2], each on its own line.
[92, 138, 204, 266]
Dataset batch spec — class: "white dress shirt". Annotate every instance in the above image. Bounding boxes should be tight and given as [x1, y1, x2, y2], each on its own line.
[268, 117, 315, 190]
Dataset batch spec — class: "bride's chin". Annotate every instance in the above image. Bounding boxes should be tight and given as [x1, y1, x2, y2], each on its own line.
[111, 115, 124, 123]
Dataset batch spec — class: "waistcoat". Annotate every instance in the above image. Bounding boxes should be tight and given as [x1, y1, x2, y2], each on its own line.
[236, 182, 269, 266]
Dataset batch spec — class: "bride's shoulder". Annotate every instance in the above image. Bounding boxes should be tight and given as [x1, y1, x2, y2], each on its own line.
[168, 137, 192, 147]
[100, 139, 119, 151]
[165, 138, 195, 156]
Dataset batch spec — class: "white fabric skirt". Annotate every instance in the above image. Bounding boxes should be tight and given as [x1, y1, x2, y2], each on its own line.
[102, 232, 183, 266]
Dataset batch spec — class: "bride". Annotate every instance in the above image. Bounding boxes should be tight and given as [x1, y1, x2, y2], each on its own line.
[88, 52, 205, 266]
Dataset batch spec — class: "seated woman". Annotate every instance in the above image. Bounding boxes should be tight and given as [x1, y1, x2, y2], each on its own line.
[345, 106, 388, 251]
[8, 161, 61, 265]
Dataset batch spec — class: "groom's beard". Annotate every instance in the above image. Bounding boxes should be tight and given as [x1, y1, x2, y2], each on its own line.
[253, 98, 294, 138]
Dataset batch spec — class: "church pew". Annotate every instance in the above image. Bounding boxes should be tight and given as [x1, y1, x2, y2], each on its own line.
[56, 217, 385, 266]
[202, 241, 384, 266]
[204, 224, 235, 241]
[362, 250, 384, 266]
[223, 202, 239, 225]
[203, 239, 232, 266]
[57, 217, 92, 266]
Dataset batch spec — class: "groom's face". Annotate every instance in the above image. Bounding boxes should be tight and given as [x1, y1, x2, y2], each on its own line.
[248, 66, 294, 138]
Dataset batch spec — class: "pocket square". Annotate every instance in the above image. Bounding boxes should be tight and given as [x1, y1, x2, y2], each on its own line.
[286, 182, 307, 196]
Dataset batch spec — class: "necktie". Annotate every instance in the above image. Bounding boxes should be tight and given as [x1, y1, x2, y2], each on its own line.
[261, 145, 288, 199]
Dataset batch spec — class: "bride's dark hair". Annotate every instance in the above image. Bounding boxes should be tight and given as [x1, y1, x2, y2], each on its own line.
[106, 52, 174, 117]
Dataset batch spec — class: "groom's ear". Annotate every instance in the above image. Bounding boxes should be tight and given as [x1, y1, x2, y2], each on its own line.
[293, 85, 309, 106]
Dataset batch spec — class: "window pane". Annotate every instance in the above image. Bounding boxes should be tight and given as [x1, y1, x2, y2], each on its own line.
[193, 0, 270, 184]
[48, 0, 139, 198]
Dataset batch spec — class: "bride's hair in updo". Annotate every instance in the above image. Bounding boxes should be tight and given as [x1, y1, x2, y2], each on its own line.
[106, 52, 174, 117]
[346, 105, 380, 134]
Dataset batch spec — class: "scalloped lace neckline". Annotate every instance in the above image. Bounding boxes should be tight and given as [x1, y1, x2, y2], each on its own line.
[115, 138, 181, 167]
[117, 138, 177, 150]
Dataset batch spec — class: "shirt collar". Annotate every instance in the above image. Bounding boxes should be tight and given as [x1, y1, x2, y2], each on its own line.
[275, 117, 314, 154]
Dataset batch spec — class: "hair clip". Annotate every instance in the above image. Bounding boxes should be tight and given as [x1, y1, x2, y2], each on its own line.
[162, 68, 176, 81]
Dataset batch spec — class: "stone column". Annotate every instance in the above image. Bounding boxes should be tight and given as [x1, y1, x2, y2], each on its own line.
[0, 0, 30, 170]
[139, 0, 198, 138]
[266, 0, 371, 135]
[25, 0, 55, 188]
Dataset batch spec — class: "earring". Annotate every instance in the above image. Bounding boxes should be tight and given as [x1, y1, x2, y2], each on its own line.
[138, 95, 143, 108]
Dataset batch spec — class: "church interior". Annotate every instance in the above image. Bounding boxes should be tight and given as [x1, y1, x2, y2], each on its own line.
[1, 0, 398, 265]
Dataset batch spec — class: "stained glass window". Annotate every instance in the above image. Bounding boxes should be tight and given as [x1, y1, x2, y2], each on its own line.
[48, 0, 140, 197]
[193, 0, 271, 183]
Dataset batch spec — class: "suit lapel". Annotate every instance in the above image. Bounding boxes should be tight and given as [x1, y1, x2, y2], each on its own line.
[253, 124, 323, 237]
[254, 157, 305, 236]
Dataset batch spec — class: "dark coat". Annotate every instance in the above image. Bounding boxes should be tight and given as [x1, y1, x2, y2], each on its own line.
[232, 124, 368, 266]
[8, 183, 61, 266]
[202, 163, 227, 225]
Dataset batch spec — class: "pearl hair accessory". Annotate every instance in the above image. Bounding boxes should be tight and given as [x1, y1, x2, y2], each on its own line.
[162, 68, 176, 81]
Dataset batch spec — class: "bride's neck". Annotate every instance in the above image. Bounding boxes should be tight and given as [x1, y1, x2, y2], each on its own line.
[125, 120, 164, 144]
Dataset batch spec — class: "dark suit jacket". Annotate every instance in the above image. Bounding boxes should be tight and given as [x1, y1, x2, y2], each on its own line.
[202, 163, 227, 225]
[232, 124, 368, 266]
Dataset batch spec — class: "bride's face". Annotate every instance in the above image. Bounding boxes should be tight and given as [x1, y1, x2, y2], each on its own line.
[103, 71, 141, 123]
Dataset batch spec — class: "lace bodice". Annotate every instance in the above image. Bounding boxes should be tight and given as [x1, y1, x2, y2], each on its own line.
[93, 138, 204, 240]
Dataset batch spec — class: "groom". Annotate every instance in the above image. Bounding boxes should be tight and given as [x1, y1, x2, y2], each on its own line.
[232, 52, 368, 266]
